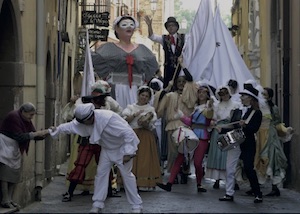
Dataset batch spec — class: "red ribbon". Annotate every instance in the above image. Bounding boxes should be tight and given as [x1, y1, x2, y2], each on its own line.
[126, 55, 134, 88]
[170, 35, 175, 45]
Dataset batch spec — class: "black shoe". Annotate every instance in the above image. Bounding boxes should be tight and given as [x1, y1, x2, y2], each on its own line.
[254, 195, 263, 203]
[213, 181, 219, 189]
[234, 183, 240, 190]
[156, 182, 172, 192]
[62, 192, 72, 202]
[219, 194, 234, 201]
[62, 191, 73, 197]
[62, 192, 68, 197]
[180, 174, 188, 184]
[10, 201, 21, 209]
[197, 185, 207, 192]
[265, 189, 280, 197]
[1, 202, 14, 208]
[245, 189, 255, 196]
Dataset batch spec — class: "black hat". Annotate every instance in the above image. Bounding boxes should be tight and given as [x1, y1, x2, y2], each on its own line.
[164, 17, 179, 29]
[227, 79, 238, 89]
[81, 80, 111, 103]
[239, 84, 259, 101]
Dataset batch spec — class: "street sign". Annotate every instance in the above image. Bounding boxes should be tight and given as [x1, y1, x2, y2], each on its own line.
[79, 28, 109, 43]
[81, 11, 109, 27]
[88, 28, 109, 41]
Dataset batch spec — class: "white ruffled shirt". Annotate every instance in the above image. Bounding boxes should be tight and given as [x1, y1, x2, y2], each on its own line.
[213, 99, 240, 121]
[122, 103, 157, 130]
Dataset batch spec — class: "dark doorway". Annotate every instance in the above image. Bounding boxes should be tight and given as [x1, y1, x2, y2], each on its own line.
[0, 0, 22, 124]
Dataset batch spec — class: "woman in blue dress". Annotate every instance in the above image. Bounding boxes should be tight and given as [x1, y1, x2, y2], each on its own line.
[156, 81, 214, 192]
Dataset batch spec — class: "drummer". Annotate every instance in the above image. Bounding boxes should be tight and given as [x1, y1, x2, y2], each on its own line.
[216, 104, 243, 202]
[218, 83, 263, 203]
[156, 81, 214, 192]
[154, 57, 195, 184]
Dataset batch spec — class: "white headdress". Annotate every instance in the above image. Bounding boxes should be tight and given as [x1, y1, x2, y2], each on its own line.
[113, 15, 139, 30]
[149, 78, 163, 91]
[215, 85, 232, 101]
[137, 85, 154, 100]
[91, 80, 111, 94]
[195, 80, 214, 98]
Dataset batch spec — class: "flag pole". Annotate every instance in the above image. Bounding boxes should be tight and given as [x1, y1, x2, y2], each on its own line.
[171, 61, 180, 82]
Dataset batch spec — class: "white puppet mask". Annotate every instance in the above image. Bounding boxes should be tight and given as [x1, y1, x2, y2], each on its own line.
[119, 19, 135, 29]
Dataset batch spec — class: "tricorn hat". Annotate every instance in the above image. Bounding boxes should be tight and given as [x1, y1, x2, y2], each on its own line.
[164, 17, 179, 29]
[81, 80, 111, 103]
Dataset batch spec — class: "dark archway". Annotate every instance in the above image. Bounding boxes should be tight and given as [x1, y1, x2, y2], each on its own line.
[44, 49, 56, 179]
[0, 0, 23, 123]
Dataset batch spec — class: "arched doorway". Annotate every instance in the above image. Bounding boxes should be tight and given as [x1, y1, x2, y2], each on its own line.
[0, 0, 23, 123]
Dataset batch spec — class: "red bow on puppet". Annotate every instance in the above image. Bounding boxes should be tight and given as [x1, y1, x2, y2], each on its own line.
[126, 55, 134, 88]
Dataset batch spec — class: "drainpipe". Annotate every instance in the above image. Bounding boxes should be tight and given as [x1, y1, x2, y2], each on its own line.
[282, 0, 291, 187]
[35, 0, 46, 200]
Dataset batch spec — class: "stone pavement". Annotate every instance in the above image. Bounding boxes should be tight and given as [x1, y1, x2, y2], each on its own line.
[0, 207, 17, 214]
[5, 159, 300, 213]
[17, 175, 300, 213]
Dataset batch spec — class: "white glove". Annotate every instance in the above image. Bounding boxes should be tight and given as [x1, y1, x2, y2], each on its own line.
[174, 109, 184, 119]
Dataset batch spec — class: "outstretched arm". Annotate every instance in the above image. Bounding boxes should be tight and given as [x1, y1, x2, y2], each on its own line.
[48, 120, 91, 139]
[144, 15, 154, 37]
[178, 56, 193, 82]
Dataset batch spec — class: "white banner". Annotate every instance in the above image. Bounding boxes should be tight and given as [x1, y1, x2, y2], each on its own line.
[81, 30, 95, 97]
[182, 0, 216, 81]
[209, 6, 255, 91]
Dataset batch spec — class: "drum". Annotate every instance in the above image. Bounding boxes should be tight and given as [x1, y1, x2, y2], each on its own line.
[217, 129, 245, 151]
[172, 126, 199, 153]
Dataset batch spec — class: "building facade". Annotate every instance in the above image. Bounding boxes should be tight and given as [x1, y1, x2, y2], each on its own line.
[0, 0, 78, 206]
[231, 0, 300, 190]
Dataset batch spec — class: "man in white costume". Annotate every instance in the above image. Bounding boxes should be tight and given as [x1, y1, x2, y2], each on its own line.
[49, 103, 143, 213]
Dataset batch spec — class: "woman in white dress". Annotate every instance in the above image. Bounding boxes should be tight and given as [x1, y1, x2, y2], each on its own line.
[121, 86, 162, 190]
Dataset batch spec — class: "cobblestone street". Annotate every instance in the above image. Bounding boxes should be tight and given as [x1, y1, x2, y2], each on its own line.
[15, 160, 300, 213]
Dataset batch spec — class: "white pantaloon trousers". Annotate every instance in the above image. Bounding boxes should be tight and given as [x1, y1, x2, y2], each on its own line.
[92, 149, 143, 210]
[225, 146, 241, 196]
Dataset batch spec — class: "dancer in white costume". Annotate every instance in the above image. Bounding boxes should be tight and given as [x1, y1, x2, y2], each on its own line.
[48, 103, 143, 213]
